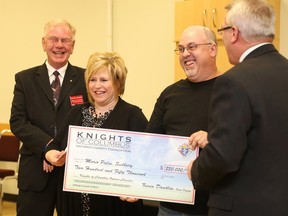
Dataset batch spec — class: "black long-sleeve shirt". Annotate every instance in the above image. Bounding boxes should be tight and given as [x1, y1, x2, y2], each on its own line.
[146, 78, 217, 215]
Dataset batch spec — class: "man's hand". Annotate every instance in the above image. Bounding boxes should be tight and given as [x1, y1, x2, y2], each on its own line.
[188, 130, 208, 150]
[187, 160, 194, 180]
[43, 160, 54, 173]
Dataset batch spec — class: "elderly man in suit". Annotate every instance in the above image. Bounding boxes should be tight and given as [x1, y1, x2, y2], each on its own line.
[188, 0, 288, 215]
[10, 19, 88, 216]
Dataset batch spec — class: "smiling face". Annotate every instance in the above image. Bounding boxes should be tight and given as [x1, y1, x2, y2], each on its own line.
[178, 27, 217, 82]
[88, 68, 119, 109]
[42, 23, 75, 69]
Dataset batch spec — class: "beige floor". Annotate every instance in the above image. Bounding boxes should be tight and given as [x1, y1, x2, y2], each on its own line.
[2, 201, 16, 216]
[2, 201, 57, 216]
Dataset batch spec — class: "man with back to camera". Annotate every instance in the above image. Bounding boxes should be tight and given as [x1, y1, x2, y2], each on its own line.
[188, 0, 288, 215]
[10, 19, 88, 216]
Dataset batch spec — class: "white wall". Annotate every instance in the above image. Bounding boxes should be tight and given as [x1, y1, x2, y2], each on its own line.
[112, 0, 174, 114]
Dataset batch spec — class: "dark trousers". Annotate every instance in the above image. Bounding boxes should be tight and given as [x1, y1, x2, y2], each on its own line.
[16, 170, 59, 216]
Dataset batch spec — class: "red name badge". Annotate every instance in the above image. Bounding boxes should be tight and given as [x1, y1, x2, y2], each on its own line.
[70, 95, 84, 106]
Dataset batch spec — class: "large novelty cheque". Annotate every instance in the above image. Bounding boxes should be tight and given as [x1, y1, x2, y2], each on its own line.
[63, 125, 198, 204]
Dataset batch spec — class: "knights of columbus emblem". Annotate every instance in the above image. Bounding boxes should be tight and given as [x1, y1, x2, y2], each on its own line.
[178, 143, 192, 157]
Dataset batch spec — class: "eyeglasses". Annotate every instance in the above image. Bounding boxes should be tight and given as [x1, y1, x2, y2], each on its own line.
[217, 26, 232, 35]
[46, 36, 74, 45]
[175, 42, 212, 55]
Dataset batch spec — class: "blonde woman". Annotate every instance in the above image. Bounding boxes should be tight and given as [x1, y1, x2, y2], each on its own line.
[45, 52, 147, 216]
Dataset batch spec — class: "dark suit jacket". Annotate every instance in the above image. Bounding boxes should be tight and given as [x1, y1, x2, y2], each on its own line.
[10, 62, 88, 191]
[191, 44, 288, 215]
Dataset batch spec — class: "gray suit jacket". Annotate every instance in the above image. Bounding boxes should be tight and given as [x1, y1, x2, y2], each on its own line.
[10, 62, 88, 191]
[191, 44, 288, 215]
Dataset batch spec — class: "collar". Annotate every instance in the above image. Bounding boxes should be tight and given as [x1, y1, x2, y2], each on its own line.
[45, 61, 68, 78]
[239, 42, 272, 63]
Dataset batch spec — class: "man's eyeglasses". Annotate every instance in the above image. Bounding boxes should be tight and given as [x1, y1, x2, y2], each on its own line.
[217, 26, 232, 35]
[175, 42, 212, 55]
[46, 36, 74, 45]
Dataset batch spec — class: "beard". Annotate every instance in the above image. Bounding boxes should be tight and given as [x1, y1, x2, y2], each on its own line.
[184, 67, 198, 78]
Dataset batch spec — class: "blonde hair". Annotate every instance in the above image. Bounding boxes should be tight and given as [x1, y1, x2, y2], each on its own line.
[85, 52, 128, 104]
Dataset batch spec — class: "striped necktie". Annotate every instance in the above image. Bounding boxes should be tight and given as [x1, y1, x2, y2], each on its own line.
[51, 71, 61, 105]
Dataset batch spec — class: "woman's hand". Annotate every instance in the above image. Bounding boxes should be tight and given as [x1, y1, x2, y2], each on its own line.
[119, 196, 139, 203]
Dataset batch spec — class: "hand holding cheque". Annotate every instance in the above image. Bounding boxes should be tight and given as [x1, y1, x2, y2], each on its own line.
[46, 148, 67, 167]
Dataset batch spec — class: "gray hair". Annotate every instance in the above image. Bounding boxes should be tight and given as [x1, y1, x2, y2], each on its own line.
[43, 19, 76, 40]
[183, 25, 218, 45]
[225, 0, 275, 42]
